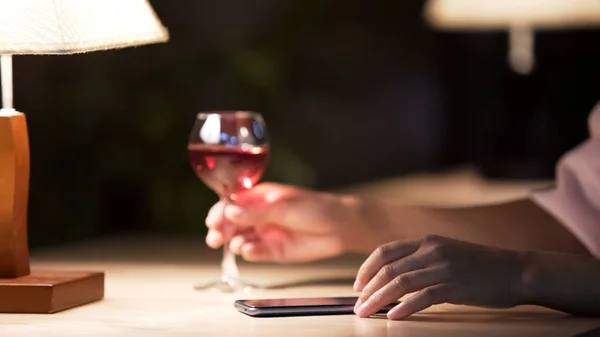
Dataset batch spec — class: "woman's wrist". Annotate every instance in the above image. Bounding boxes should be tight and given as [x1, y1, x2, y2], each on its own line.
[515, 249, 600, 314]
[331, 194, 394, 254]
[508, 250, 537, 306]
[516, 250, 578, 307]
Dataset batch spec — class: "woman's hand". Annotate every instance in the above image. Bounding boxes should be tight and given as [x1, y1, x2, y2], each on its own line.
[205, 183, 376, 263]
[353, 235, 525, 320]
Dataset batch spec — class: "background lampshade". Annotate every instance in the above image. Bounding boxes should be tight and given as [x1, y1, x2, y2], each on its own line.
[0, 0, 169, 110]
[424, 0, 600, 74]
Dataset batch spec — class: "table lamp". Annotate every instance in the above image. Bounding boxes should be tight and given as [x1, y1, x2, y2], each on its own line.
[0, 0, 168, 313]
[424, 0, 600, 74]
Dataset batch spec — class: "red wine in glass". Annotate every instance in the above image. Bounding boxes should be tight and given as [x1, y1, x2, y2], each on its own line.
[189, 145, 268, 199]
[188, 111, 269, 293]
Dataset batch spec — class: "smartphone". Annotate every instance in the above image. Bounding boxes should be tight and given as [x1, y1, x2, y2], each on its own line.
[234, 296, 399, 317]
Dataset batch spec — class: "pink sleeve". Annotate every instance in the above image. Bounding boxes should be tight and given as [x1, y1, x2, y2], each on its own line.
[531, 102, 600, 258]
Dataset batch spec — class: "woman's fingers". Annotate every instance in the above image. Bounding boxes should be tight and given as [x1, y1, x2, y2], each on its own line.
[205, 185, 284, 235]
[223, 200, 291, 229]
[206, 228, 250, 249]
[355, 256, 425, 308]
[354, 240, 421, 292]
[229, 235, 245, 254]
[229, 230, 260, 255]
[205, 229, 223, 248]
[205, 200, 226, 230]
[355, 267, 446, 318]
[234, 182, 293, 205]
[386, 284, 453, 320]
[206, 198, 263, 245]
[240, 241, 283, 262]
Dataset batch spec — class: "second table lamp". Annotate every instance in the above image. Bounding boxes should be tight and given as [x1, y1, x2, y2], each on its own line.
[424, 0, 600, 74]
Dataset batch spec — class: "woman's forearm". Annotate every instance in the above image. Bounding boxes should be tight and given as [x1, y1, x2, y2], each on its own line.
[520, 251, 600, 316]
[354, 197, 589, 255]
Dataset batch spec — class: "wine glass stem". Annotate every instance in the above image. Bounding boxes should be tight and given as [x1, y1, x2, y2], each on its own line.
[222, 244, 239, 280]
[220, 197, 239, 281]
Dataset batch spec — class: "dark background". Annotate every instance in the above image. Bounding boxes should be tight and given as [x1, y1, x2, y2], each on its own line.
[9, 0, 599, 247]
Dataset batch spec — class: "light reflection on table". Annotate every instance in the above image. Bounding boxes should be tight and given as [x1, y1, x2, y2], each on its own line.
[0, 235, 592, 337]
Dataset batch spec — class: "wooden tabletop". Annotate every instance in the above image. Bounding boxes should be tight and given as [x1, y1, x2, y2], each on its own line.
[1, 235, 598, 337]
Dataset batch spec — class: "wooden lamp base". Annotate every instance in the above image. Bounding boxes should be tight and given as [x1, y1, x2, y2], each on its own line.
[0, 112, 104, 313]
[0, 271, 105, 313]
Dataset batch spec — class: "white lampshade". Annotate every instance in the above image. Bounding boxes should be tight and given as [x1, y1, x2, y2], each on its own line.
[424, 0, 600, 74]
[0, 0, 168, 111]
[0, 0, 168, 55]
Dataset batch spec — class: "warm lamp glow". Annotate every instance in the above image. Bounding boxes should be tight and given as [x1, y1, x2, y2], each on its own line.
[0, 0, 168, 55]
[424, 0, 600, 74]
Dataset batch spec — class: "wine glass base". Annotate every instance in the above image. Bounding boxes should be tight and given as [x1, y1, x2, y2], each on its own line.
[194, 276, 260, 294]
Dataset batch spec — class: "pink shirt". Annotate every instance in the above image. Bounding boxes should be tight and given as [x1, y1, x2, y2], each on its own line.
[532, 102, 600, 258]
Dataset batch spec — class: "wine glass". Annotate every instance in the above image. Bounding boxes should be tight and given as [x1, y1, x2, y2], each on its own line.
[188, 111, 269, 293]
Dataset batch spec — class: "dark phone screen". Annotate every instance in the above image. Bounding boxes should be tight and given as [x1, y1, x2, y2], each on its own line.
[243, 297, 358, 308]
